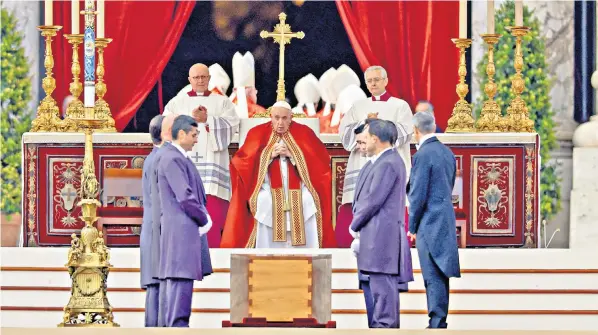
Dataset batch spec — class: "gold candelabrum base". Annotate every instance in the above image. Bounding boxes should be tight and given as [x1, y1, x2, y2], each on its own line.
[59, 117, 118, 327]
[476, 34, 505, 132]
[62, 34, 85, 132]
[31, 25, 64, 132]
[94, 38, 117, 132]
[503, 26, 535, 133]
[446, 38, 475, 133]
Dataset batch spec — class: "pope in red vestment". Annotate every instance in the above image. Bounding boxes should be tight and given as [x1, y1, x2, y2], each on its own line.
[221, 102, 337, 248]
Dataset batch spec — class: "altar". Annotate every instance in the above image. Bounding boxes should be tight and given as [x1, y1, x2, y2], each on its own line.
[21, 131, 540, 248]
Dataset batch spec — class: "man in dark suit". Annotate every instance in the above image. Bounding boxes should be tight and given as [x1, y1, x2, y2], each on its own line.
[156, 115, 213, 327]
[140, 115, 164, 327]
[415, 100, 443, 133]
[408, 111, 461, 329]
[349, 119, 413, 328]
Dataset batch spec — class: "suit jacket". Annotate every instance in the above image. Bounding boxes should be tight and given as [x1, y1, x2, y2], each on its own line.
[140, 146, 159, 288]
[408, 136, 460, 278]
[350, 149, 413, 283]
[157, 144, 211, 281]
[150, 142, 169, 280]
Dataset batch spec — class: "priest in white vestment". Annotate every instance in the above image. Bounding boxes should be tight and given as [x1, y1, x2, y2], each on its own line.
[175, 63, 231, 97]
[163, 63, 240, 248]
[337, 65, 413, 247]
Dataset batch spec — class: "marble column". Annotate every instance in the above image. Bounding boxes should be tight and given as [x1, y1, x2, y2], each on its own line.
[569, 71, 598, 250]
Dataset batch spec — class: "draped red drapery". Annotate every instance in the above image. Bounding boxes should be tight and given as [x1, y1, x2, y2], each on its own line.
[52, 1, 195, 131]
[336, 0, 459, 129]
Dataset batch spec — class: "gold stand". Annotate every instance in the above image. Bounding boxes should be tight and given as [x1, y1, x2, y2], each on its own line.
[503, 26, 534, 132]
[260, 13, 305, 102]
[62, 34, 85, 131]
[446, 38, 475, 133]
[476, 34, 504, 132]
[31, 25, 64, 132]
[59, 115, 118, 327]
[94, 38, 116, 132]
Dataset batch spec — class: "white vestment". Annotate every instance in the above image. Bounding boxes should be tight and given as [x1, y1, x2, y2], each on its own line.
[254, 147, 319, 248]
[338, 96, 414, 205]
[163, 92, 240, 201]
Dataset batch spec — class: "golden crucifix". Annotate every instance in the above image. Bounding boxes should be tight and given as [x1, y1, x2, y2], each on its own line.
[260, 12, 305, 102]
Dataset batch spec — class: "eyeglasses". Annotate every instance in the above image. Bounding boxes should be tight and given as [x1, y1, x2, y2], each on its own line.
[191, 75, 210, 81]
[366, 77, 384, 84]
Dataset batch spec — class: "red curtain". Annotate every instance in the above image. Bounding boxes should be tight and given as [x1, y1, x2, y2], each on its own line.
[52, 1, 195, 132]
[336, 0, 459, 129]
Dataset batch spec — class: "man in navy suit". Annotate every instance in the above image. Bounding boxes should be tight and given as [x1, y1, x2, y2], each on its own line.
[408, 111, 461, 329]
[415, 100, 443, 133]
[140, 115, 164, 327]
[350, 119, 413, 328]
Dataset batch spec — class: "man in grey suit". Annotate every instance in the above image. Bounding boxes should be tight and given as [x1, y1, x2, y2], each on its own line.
[349, 119, 413, 328]
[140, 115, 164, 327]
[408, 111, 461, 329]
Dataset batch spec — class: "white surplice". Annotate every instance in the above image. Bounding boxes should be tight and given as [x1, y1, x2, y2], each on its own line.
[254, 143, 319, 248]
[163, 92, 240, 201]
[338, 95, 414, 205]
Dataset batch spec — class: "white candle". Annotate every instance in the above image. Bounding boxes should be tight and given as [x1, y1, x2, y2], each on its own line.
[45, 0, 53, 26]
[487, 0, 495, 34]
[97, 0, 104, 38]
[515, 1, 523, 26]
[71, 0, 80, 34]
[459, 0, 468, 38]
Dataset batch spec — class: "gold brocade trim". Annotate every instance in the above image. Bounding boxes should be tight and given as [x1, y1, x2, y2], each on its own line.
[283, 132, 323, 248]
[289, 189, 306, 246]
[524, 146, 535, 247]
[27, 145, 38, 246]
[272, 188, 286, 242]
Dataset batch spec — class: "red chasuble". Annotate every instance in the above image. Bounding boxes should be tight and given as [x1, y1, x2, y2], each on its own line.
[221, 121, 337, 248]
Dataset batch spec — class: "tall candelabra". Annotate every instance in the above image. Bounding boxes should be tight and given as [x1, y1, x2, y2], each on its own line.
[476, 34, 505, 132]
[446, 38, 475, 133]
[31, 25, 64, 132]
[503, 26, 535, 132]
[94, 38, 116, 132]
[63, 34, 85, 131]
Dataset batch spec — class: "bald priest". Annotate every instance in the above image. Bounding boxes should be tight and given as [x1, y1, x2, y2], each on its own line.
[164, 63, 240, 248]
[221, 101, 337, 248]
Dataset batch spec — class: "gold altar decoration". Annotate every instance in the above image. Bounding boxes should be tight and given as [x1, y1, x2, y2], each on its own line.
[59, 114, 119, 327]
[94, 38, 117, 132]
[446, 38, 475, 133]
[63, 34, 85, 131]
[31, 25, 64, 132]
[503, 26, 534, 133]
[260, 12, 305, 103]
[476, 34, 505, 132]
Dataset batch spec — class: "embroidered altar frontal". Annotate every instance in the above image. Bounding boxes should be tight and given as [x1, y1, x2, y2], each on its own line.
[21, 132, 539, 248]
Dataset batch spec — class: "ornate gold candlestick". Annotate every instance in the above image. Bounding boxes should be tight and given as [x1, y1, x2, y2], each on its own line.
[62, 34, 85, 131]
[476, 34, 504, 132]
[59, 114, 118, 327]
[31, 25, 64, 132]
[446, 38, 475, 133]
[503, 26, 534, 132]
[94, 38, 116, 132]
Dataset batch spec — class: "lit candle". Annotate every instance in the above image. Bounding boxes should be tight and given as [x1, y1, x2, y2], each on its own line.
[515, 1, 523, 26]
[97, 0, 104, 38]
[71, 0, 80, 34]
[487, 0, 495, 34]
[459, 0, 468, 38]
[45, 0, 53, 26]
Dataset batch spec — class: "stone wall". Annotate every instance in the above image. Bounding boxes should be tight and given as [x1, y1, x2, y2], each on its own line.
[471, 0, 575, 248]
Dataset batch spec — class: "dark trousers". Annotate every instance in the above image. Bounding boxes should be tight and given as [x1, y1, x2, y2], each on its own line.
[360, 280, 374, 327]
[368, 273, 399, 328]
[417, 241, 450, 328]
[144, 283, 160, 327]
[163, 278, 194, 327]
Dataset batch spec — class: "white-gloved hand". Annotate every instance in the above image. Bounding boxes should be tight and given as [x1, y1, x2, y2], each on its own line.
[198, 214, 213, 236]
[349, 226, 358, 239]
[350, 238, 360, 257]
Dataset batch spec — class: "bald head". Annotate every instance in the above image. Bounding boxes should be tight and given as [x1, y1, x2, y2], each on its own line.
[188, 63, 210, 92]
[161, 114, 177, 142]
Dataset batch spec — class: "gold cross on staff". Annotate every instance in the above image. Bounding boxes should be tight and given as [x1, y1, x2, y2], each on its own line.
[260, 12, 305, 102]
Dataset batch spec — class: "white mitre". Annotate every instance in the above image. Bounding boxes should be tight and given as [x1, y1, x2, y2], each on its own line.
[318, 68, 337, 117]
[175, 63, 231, 97]
[330, 66, 361, 127]
[293, 74, 321, 117]
[334, 84, 367, 127]
[230, 51, 256, 118]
